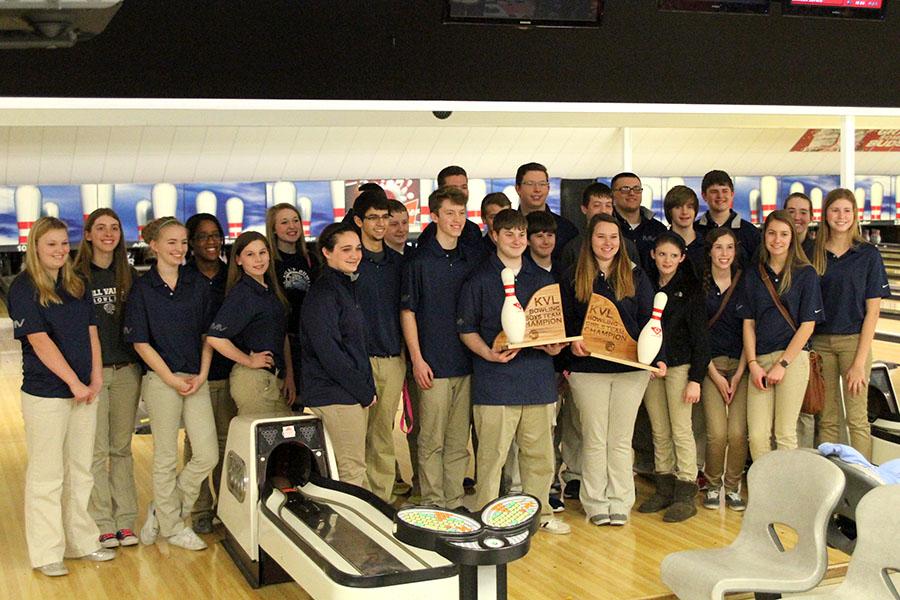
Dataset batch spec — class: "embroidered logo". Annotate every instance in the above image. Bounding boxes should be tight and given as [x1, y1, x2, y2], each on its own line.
[210, 323, 228, 332]
[13, 318, 24, 328]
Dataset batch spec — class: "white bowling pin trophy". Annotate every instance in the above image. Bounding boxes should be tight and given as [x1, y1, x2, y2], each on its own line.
[500, 268, 527, 345]
[15, 185, 42, 244]
[226, 197, 244, 239]
[195, 190, 218, 216]
[152, 183, 178, 220]
[637, 292, 667, 365]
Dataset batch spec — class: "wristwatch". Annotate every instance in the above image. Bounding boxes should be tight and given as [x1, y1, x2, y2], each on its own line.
[778, 358, 790, 368]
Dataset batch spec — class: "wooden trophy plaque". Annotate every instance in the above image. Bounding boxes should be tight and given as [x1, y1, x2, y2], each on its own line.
[492, 283, 582, 351]
[581, 293, 661, 374]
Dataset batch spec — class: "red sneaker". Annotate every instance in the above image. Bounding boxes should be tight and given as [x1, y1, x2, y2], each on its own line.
[99, 533, 119, 549]
[116, 529, 139, 547]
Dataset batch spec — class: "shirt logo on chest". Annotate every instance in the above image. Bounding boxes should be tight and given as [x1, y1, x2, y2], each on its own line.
[282, 268, 311, 292]
[13, 318, 24, 328]
[210, 322, 228, 332]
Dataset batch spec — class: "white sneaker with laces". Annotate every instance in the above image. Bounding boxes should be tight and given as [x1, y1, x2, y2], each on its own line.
[725, 490, 746, 512]
[540, 518, 571, 535]
[167, 526, 208, 551]
[37, 562, 68, 577]
[703, 487, 721, 510]
[80, 548, 116, 562]
[140, 502, 159, 545]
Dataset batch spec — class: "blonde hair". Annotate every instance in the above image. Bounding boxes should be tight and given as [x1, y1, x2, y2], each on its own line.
[74, 208, 133, 311]
[574, 214, 635, 303]
[758, 209, 810, 294]
[266, 203, 310, 263]
[812, 188, 864, 275]
[25, 217, 85, 306]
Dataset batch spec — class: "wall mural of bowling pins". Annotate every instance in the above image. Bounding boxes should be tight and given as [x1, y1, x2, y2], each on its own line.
[0, 174, 899, 250]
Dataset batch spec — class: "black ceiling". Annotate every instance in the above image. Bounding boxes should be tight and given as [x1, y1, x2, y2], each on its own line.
[0, 0, 897, 107]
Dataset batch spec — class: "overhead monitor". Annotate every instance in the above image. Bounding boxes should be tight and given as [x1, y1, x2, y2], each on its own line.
[658, 0, 770, 14]
[445, 0, 603, 28]
[783, 0, 886, 19]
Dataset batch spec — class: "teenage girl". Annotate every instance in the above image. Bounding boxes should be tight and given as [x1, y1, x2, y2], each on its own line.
[267, 203, 320, 402]
[700, 228, 748, 512]
[182, 212, 236, 534]
[784, 192, 815, 260]
[207, 231, 295, 415]
[9, 216, 115, 576]
[75, 208, 142, 549]
[124, 217, 218, 551]
[561, 214, 662, 527]
[811, 189, 889, 459]
[739, 210, 823, 459]
[638, 232, 709, 523]
[300, 222, 375, 488]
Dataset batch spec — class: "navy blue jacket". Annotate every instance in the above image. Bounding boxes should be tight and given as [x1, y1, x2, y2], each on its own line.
[300, 266, 375, 407]
[613, 206, 668, 273]
[356, 245, 404, 357]
[9, 273, 96, 398]
[124, 265, 211, 375]
[457, 255, 557, 406]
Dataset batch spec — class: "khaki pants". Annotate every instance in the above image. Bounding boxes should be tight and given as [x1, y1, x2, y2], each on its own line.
[310, 404, 369, 489]
[643, 364, 698, 482]
[88, 363, 142, 533]
[569, 370, 650, 518]
[796, 412, 817, 449]
[557, 384, 582, 483]
[747, 351, 809, 460]
[143, 371, 218, 537]
[184, 378, 236, 519]
[22, 392, 101, 567]
[365, 355, 406, 501]
[229, 364, 291, 417]
[473, 404, 555, 519]
[701, 356, 748, 492]
[813, 334, 873, 459]
[417, 376, 471, 508]
[404, 367, 421, 497]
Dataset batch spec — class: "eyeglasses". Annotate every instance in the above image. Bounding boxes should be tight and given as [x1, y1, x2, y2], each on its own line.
[614, 186, 644, 195]
[193, 233, 222, 243]
[521, 181, 550, 189]
[363, 215, 391, 223]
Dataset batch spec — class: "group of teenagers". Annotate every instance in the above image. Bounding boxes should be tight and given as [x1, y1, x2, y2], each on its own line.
[8, 162, 889, 578]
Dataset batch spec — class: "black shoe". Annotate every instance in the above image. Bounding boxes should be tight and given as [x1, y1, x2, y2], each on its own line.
[563, 479, 581, 500]
[463, 477, 476, 492]
[192, 515, 213, 535]
[638, 474, 677, 513]
[663, 480, 699, 523]
[548, 495, 565, 513]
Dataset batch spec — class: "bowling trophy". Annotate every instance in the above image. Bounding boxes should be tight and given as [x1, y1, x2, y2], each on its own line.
[492, 269, 582, 351]
[580, 291, 666, 374]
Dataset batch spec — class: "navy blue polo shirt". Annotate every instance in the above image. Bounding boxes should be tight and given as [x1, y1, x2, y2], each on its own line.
[544, 207, 579, 262]
[124, 265, 211, 375]
[706, 273, 745, 360]
[736, 263, 824, 356]
[9, 273, 96, 398]
[356, 245, 404, 357]
[560, 264, 655, 374]
[208, 274, 288, 372]
[800, 236, 815, 262]
[524, 249, 562, 284]
[695, 210, 761, 268]
[401, 233, 479, 378]
[614, 207, 667, 272]
[817, 242, 889, 335]
[683, 232, 707, 281]
[300, 267, 375, 407]
[186, 259, 232, 381]
[418, 219, 484, 258]
[457, 254, 557, 406]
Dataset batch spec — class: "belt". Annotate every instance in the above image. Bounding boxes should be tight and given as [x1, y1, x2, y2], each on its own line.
[371, 353, 402, 359]
[104, 362, 134, 370]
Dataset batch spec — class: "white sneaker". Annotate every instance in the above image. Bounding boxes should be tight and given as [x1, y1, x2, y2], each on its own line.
[540, 518, 571, 535]
[79, 548, 116, 562]
[37, 562, 68, 577]
[140, 502, 159, 545]
[167, 526, 208, 551]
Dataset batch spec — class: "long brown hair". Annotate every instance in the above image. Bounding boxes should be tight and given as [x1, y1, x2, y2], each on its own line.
[74, 208, 133, 312]
[812, 188, 864, 275]
[758, 209, 810, 294]
[574, 214, 635, 303]
[25, 217, 85, 306]
[702, 227, 740, 295]
[266, 203, 310, 263]
[226, 231, 288, 309]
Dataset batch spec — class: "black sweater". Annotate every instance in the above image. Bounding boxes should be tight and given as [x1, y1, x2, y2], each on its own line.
[655, 267, 710, 383]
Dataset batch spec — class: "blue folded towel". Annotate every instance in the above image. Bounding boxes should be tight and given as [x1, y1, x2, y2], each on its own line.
[817, 442, 900, 485]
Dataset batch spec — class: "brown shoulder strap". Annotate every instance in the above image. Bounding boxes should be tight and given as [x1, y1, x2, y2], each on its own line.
[708, 269, 742, 328]
[758, 263, 797, 332]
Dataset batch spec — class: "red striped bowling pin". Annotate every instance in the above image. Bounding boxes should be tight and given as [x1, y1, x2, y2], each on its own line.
[500, 267, 526, 344]
[15, 185, 41, 244]
[225, 197, 244, 239]
[637, 292, 667, 365]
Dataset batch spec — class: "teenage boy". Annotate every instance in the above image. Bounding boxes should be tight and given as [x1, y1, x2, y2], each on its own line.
[401, 186, 478, 509]
[525, 210, 558, 279]
[458, 208, 571, 534]
[480, 192, 513, 255]
[385, 199, 414, 255]
[611, 172, 666, 272]
[353, 191, 407, 502]
[694, 169, 760, 267]
[560, 182, 638, 273]
[419, 166, 483, 251]
[664, 185, 705, 278]
[515, 162, 578, 261]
